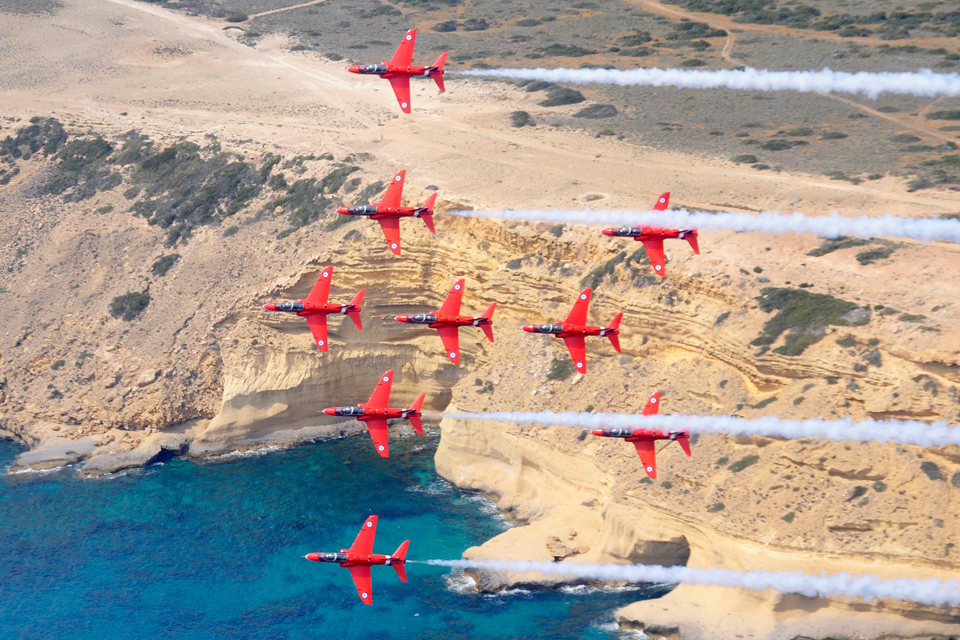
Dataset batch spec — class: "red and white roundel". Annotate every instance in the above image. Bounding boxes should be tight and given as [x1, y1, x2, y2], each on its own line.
[650, 396, 657, 404]
[383, 375, 390, 383]
[576, 362, 583, 369]
[646, 466, 654, 473]
[317, 339, 325, 347]
[454, 283, 461, 290]
[580, 293, 587, 300]
[659, 197, 666, 204]
[449, 351, 457, 360]
[405, 34, 412, 41]
[322, 271, 329, 278]
[366, 521, 373, 528]
[395, 174, 403, 182]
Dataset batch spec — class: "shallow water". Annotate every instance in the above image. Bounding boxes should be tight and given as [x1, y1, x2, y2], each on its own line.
[0, 435, 664, 639]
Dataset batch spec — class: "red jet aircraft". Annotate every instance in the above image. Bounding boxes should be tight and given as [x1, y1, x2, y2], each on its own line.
[262, 266, 363, 352]
[322, 370, 425, 458]
[600, 192, 700, 277]
[337, 170, 437, 256]
[394, 278, 496, 365]
[305, 515, 409, 605]
[347, 28, 447, 114]
[591, 392, 692, 479]
[522, 288, 621, 375]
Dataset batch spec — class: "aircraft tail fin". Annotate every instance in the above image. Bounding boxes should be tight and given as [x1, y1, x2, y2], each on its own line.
[347, 289, 365, 330]
[420, 193, 437, 233]
[677, 433, 692, 457]
[430, 52, 447, 92]
[686, 232, 700, 255]
[480, 302, 496, 342]
[607, 312, 623, 353]
[408, 394, 426, 435]
[392, 540, 410, 582]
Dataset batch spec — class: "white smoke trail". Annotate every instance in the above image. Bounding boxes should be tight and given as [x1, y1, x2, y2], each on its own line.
[457, 67, 960, 99]
[445, 208, 960, 244]
[423, 559, 960, 607]
[440, 411, 960, 449]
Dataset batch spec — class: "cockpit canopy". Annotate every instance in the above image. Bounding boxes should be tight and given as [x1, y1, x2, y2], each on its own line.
[410, 313, 437, 323]
[361, 64, 387, 74]
[333, 406, 365, 416]
[534, 324, 564, 333]
[602, 427, 634, 437]
[347, 205, 379, 215]
[278, 301, 305, 312]
[322, 552, 347, 563]
[616, 226, 639, 236]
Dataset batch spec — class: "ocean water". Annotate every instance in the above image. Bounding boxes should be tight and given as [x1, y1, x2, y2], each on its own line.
[0, 435, 665, 640]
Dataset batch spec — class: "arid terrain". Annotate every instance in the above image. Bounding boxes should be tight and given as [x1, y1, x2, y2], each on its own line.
[2, 0, 960, 638]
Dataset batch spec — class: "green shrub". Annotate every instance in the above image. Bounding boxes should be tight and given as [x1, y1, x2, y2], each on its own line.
[753, 287, 865, 356]
[434, 20, 457, 32]
[750, 396, 777, 409]
[548, 225, 564, 238]
[506, 258, 523, 269]
[43, 137, 121, 202]
[872, 480, 887, 492]
[110, 291, 151, 321]
[225, 11, 248, 22]
[921, 460, 944, 481]
[927, 110, 960, 120]
[547, 357, 576, 381]
[856, 245, 897, 265]
[952, 472, 960, 489]
[716, 456, 729, 466]
[821, 131, 848, 140]
[836, 335, 857, 348]
[729, 454, 760, 472]
[733, 154, 758, 164]
[539, 86, 586, 107]
[708, 502, 725, 512]
[782, 511, 795, 523]
[510, 111, 533, 128]
[539, 44, 597, 57]
[807, 237, 870, 257]
[51, 360, 66, 370]
[899, 313, 925, 323]
[681, 58, 706, 67]
[151, 253, 180, 277]
[574, 104, 618, 119]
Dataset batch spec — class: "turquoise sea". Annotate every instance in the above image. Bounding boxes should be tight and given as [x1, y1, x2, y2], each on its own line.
[0, 434, 664, 639]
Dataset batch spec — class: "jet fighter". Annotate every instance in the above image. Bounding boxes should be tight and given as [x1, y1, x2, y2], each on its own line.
[305, 515, 409, 605]
[591, 391, 692, 479]
[336, 170, 437, 255]
[522, 288, 621, 375]
[347, 28, 447, 114]
[394, 278, 496, 365]
[600, 192, 699, 277]
[322, 370, 425, 458]
[262, 266, 364, 352]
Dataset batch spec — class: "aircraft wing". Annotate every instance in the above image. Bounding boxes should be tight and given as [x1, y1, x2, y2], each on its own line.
[387, 76, 412, 114]
[306, 267, 333, 305]
[378, 217, 402, 255]
[564, 289, 592, 326]
[632, 439, 658, 479]
[436, 325, 461, 364]
[562, 335, 587, 374]
[438, 279, 465, 317]
[642, 391, 662, 416]
[379, 170, 406, 210]
[365, 418, 390, 458]
[349, 515, 378, 555]
[366, 371, 394, 409]
[640, 238, 667, 277]
[389, 29, 417, 67]
[348, 565, 373, 605]
[305, 313, 329, 352]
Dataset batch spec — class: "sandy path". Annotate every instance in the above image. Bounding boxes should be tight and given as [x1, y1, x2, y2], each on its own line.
[248, 0, 330, 20]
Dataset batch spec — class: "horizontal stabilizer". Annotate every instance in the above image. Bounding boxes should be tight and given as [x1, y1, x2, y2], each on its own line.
[392, 540, 410, 582]
[608, 312, 622, 353]
[430, 52, 447, 92]
[408, 394, 426, 435]
[677, 434, 692, 456]
[686, 233, 700, 255]
[348, 289, 365, 330]
[480, 302, 496, 342]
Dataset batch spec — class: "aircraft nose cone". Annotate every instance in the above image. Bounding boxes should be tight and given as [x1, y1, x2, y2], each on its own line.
[601, 228, 614, 236]
[522, 324, 534, 333]
[347, 65, 360, 74]
[336, 207, 348, 215]
[591, 429, 603, 436]
[305, 553, 320, 562]
[395, 315, 407, 323]
[263, 303, 276, 311]
[322, 408, 336, 416]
